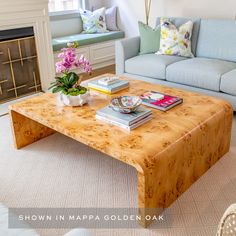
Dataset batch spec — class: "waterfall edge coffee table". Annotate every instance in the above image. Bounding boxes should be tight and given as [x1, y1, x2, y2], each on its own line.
[9, 74, 233, 227]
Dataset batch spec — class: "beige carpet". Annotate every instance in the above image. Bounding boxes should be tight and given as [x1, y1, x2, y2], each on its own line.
[0, 93, 42, 116]
[0, 114, 236, 236]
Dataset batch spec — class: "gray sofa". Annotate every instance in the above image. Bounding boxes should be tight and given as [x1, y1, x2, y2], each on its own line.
[116, 17, 236, 111]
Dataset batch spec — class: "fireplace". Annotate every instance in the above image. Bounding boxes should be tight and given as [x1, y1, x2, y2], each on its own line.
[0, 27, 42, 103]
[0, 0, 55, 104]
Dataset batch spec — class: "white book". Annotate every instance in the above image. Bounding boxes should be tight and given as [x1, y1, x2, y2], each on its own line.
[88, 80, 129, 93]
[98, 76, 120, 86]
[96, 106, 152, 126]
[96, 114, 152, 131]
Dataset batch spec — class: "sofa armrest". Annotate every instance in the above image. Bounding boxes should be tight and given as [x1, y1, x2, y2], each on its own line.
[115, 37, 140, 75]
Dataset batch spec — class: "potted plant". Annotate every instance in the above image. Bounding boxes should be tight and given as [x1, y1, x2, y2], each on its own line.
[49, 42, 92, 106]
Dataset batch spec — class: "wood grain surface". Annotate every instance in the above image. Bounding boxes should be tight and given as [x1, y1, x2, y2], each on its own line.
[9, 74, 233, 227]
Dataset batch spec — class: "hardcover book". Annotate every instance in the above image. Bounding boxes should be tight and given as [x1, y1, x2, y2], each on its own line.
[88, 79, 129, 94]
[140, 91, 183, 111]
[96, 114, 152, 131]
[98, 76, 120, 86]
[96, 105, 152, 126]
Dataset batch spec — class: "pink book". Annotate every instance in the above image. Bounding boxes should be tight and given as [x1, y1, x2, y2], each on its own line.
[140, 91, 183, 111]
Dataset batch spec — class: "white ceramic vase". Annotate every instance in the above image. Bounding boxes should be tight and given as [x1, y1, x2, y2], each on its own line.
[60, 91, 89, 107]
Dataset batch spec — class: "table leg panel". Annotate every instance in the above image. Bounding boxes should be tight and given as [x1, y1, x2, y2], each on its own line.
[137, 107, 233, 227]
[10, 110, 55, 149]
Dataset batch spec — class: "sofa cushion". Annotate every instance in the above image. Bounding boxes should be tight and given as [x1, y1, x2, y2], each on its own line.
[196, 19, 236, 62]
[221, 69, 236, 96]
[52, 31, 125, 51]
[166, 58, 236, 92]
[156, 17, 201, 56]
[125, 54, 186, 80]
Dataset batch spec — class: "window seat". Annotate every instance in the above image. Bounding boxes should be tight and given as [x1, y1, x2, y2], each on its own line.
[52, 31, 125, 51]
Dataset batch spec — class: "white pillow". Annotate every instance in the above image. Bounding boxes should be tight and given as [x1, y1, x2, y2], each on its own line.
[105, 6, 119, 31]
[79, 7, 108, 34]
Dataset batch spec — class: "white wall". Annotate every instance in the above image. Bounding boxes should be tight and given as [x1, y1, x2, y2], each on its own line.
[102, 0, 236, 37]
[50, 0, 104, 38]
[89, 0, 103, 9]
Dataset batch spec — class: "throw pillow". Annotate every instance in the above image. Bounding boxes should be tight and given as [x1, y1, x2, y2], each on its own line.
[79, 8, 108, 33]
[138, 21, 161, 55]
[106, 6, 119, 31]
[156, 18, 194, 57]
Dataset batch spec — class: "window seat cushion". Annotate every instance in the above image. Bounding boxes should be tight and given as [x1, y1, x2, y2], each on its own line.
[52, 31, 125, 51]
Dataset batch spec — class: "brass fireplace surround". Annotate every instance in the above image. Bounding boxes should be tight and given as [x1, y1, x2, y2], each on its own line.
[0, 36, 42, 104]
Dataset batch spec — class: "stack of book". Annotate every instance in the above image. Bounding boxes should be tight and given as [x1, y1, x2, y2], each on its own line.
[96, 106, 152, 131]
[88, 76, 129, 94]
[140, 91, 183, 111]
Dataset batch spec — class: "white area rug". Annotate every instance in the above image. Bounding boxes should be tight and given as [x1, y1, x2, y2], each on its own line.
[0, 114, 236, 236]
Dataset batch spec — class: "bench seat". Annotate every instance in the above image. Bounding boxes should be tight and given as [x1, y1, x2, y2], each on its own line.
[52, 31, 125, 51]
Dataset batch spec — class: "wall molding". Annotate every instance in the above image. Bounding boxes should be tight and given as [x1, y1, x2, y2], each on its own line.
[0, 0, 55, 91]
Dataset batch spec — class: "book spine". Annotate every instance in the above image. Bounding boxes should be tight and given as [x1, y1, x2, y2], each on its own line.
[96, 111, 130, 126]
[88, 82, 129, 92]
[111, 85, 129, 92]
[88, 86, 112, 95]
[129, 116, 152, 130]
[163, 100, 183, 111]
[129, 112, 152, 125]
[96, 110, 152, 126]
[88, 85, 129, 95]
[88, 83, 111, 92]
[142, 100, 183, 111]
[142, 102, 165, 111]
[96, 115, 130, 131]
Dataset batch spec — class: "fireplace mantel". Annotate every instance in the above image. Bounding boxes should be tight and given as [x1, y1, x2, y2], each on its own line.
[0, 0, 55, 91]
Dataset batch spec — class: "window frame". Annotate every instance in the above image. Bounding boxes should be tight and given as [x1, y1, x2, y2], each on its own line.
[48, 0, 85, 16]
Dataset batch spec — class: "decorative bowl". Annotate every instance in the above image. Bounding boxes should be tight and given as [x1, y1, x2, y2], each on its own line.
[110, 96, 142, 113]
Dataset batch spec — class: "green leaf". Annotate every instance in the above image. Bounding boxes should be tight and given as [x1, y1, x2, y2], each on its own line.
[48, 82, 58, 90]
[62, 90, 69, 95]
[68, 72, 78, 85]
[50, 81, 57, 85]
[48, 85, 55, 90]
[52, 87, 63, 93]
[66, 86, 87, 96]
[49, 72, 81, 92]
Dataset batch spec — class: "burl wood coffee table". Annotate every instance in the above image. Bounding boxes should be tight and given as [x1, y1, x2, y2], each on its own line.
[9, 75, 233, 227]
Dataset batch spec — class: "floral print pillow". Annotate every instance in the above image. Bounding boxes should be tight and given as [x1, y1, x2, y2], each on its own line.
[79, 8, 108, 34]
[156, 18, 194, 57]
